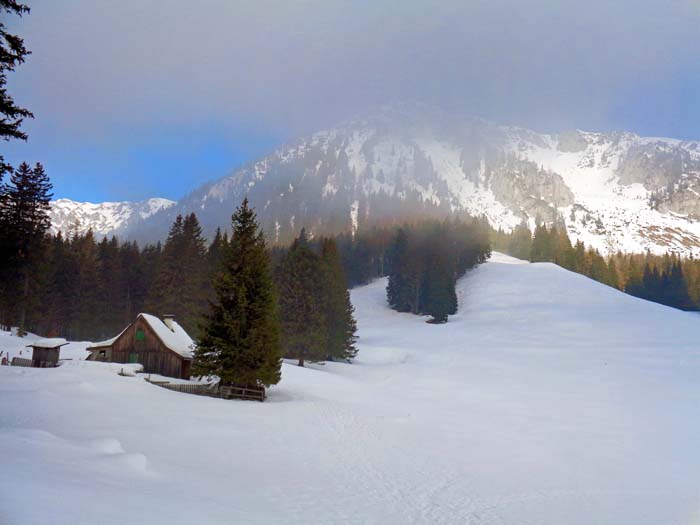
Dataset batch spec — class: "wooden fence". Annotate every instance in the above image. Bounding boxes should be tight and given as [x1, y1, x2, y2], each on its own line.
[7, 357, 64, 368]
[145, 378, 266, 402]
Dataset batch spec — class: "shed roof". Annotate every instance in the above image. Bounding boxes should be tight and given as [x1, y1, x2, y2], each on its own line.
[88, 314, 194, 359]
[27, 338, 68, 349]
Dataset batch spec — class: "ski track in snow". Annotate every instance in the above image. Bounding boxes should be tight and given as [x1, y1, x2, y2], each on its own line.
[1, 253, 700, 524]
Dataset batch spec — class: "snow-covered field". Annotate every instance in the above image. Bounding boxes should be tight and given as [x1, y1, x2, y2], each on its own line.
[1, 253, 700, 524]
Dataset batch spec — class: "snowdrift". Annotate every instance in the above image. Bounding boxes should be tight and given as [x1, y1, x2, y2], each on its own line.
[1, 253, 699, 524]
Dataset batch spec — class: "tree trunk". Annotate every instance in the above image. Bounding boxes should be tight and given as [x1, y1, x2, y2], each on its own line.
[298, 358, 304, 367]
[413, 282, 420, 315]
[18, 269, 29, 336]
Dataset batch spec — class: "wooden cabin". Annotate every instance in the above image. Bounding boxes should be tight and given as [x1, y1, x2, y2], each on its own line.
[87, 314, 194, 379]
[27, 338, 68, 367]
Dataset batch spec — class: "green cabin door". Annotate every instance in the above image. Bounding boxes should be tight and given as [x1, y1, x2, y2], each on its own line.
[129, 328, 145, 364]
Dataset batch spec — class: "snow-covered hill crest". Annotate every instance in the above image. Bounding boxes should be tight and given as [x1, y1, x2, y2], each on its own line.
[50, 197, 175, 238]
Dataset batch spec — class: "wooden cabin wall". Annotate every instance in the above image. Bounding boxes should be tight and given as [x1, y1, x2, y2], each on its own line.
[108, 317, 188, 378]
[31, 347, 59, 367]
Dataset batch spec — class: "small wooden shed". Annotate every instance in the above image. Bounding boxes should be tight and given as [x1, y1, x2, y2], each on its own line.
[27, 338, 68, 367]
[86, 314, 194, 379]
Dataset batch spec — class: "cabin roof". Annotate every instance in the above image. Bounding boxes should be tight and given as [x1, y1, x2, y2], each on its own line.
[26, 338, 68, 349]
[87, 326, 128, 349]
[88, 314, 194, 359]
[139, 313, 194, 359]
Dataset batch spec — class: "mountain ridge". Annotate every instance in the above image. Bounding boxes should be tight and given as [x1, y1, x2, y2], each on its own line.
[49, 197, 176, 238]
[53, 105, 700, 255]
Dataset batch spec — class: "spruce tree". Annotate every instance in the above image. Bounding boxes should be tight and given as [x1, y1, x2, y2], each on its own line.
[72, 230, 101, 339]
[0, 1, 33, 177]
[97, 236, 122, 337]
[573, 240, 586, 273]
[530, 223, 553, 262]
[588, 249, 609, 284]
[642, 263, 660, 301]
[421, 230, 457, 323]
[145, 215, 184, 317]
[385, 219, 489, 322]
[386, 228, 414, 312]
[181, 213, 208, 327]
[146, 213, 208, 333]
[205, 227, 227, 304]
[193, 198, 281, 387]
[508, 222, 533, 260]
[606, 258, 620, 290]
[119, 240, 143, 326]
[666, 260, 693, 310]
[321, 238, 358, 361]
[276, 229, 327, 366]
[553, 226, 576, 271]
[0, 162, 52, 333]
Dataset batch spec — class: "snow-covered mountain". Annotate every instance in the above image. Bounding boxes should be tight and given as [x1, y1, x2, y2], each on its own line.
[108, 104, 700, 255]
[50, 197, 176, 238]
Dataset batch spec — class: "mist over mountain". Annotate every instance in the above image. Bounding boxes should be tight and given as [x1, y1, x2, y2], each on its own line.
[57, 104, 700, 256]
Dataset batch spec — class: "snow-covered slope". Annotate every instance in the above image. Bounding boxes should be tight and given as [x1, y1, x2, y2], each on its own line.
[2, 254, 699, 524]
[49, 197, 175, 238]
[133, 104, 700, 255]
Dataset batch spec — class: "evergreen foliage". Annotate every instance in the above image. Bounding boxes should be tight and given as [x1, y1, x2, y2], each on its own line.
[204, 227, 228, 305]
[529, 223, 553, 262]
[145, 213, 208, 334]
[193, 198, 281, 386]
[320, 238, 358, 361]
[0, 0, 33, 176]
[494, 222, 700, 312]
[386, 218, 490, 322]
[421, 243, 457, 323]
[387, 228, 416, 312]
[509, 223, 533, 260]
[275, 229, 328, 366]
[0, 162, 52, 332]
[271, 231, 360, 365]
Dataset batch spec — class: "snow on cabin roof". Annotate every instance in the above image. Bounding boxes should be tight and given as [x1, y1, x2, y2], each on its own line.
[138, 313, 195, 359]
[88, 326, 129, 349]
[88, 314, 194, 359]
[27, 338, 68, 348]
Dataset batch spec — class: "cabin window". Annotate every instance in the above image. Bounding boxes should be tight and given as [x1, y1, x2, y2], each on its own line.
[128, 353, 139, 363]
[135, 329, 145, 342]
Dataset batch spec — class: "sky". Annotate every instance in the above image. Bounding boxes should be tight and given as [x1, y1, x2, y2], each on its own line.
[4, 0, 700, 202]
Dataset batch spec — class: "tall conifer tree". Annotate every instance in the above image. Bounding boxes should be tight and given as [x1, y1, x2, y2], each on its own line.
[321, 238, 358, 361]
[0, 162, 52, 332]
[421, 228, 457, 323]
[386, 228, 414, 312]
[146, 213, 207, 333]
[276, 229, 328, 366]
[193, 198, 281, 387]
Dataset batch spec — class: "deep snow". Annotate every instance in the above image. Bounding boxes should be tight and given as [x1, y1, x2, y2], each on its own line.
[1, 253, 699, 524]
